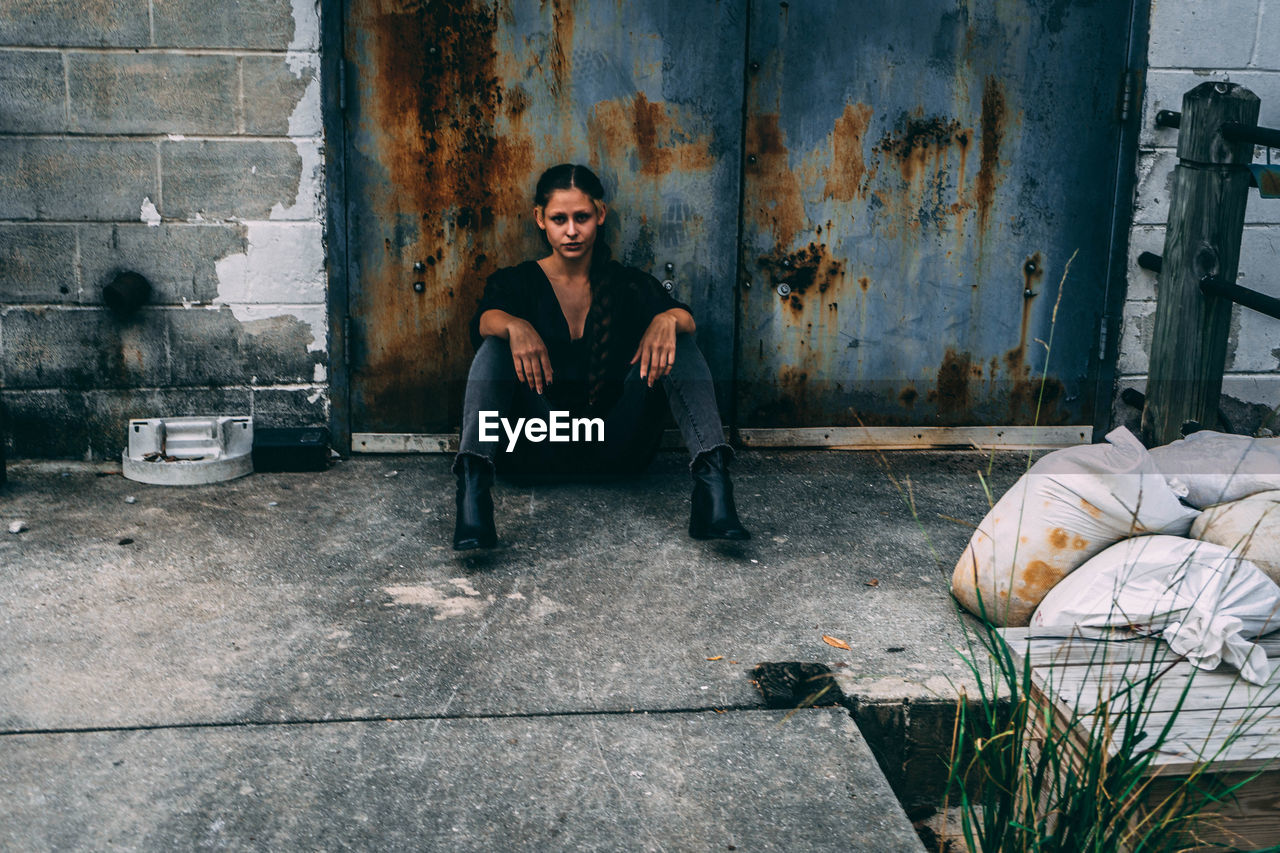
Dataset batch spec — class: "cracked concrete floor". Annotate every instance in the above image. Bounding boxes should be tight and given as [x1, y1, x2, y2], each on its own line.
[0, 450, 1027, 850]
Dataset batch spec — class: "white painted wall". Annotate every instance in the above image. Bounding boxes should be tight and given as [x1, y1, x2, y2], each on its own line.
[1118, 0, 1280, 434]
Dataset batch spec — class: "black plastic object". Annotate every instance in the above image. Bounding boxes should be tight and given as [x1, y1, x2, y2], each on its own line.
[103, 271, 152, 316]
[252, 427, 331, 472]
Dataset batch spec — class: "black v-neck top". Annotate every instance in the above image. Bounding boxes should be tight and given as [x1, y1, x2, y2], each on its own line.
[469, 259, 692, 413]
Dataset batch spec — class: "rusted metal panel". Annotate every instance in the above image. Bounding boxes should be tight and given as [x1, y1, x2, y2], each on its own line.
[343, 0, 746, 434]
[736, 0, 1132, 428]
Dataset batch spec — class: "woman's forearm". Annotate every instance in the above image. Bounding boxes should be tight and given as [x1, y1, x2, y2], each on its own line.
[478, 309, 519, 339]
[663, 308, 696, 335]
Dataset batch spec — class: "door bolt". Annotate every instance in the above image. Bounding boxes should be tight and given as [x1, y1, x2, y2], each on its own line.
[413, 281, 425, 293]
[747, 154, 758, 164]
[777, 283, 792, 297]
[413, 261, 426, 272]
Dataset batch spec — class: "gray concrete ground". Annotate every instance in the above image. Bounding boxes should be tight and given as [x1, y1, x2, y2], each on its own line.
[0, 449, 1030, 850]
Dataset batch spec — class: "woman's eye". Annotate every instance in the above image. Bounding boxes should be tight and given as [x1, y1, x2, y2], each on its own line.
[551, 215, 566, 223]
[574, 214, 591, 222]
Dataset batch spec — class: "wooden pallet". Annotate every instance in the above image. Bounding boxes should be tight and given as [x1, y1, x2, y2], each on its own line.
[998, 628, 1280, 850]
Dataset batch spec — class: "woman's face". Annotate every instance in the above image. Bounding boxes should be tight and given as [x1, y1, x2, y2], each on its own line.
[536, 187, 606, 262]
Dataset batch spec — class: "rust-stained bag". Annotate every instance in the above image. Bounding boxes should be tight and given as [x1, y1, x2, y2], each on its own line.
[1191, 489, 1280, 584]
[951, 427, 1200, 627]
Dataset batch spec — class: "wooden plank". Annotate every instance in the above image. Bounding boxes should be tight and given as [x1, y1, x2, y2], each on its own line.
[1034, 660, 1280, 716]
[1143, 770, 1280, 850]
[1002, 628, 1280, 667]
[998, 627, 1280, 848]
[352, 433, 456, 453]
[1105, 708, 1280, 771]
[738, 425, 1091, 450]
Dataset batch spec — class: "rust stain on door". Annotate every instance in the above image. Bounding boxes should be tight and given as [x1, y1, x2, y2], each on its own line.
[588, 93, 716, 177]
[346, 0, 747, 433]
[973, 76, 1007, 239]
[823, 103, 874, 202]
[744, 113, 807, 248]
[350, 0, 538, 426]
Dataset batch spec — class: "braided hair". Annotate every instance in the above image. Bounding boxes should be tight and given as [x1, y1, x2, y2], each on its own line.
[534, 164, 630, 411]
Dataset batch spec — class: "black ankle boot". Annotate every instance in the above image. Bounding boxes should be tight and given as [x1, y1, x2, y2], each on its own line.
[453, 455, 497, 550]
[689, 447, 750, 541]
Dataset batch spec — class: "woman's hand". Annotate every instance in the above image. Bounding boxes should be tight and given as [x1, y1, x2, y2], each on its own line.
[506, 317, 553, 393]
[631, 312, 681, 387]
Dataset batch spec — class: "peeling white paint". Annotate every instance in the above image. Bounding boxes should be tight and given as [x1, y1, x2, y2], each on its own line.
[1223, 375, 1280, 407]
[167, 134, 186, 141]
[268, 139, 323, 221]
[215, 222, 325, 303]
[238, 304, 327, 352]
[289, 76, 322, 137]
[199, 0, 329, 397]
[282, 52, 323, 137]
[213, 222, 327, 352]
[140, 197, 160, 226]
[288, 0, 321, 52]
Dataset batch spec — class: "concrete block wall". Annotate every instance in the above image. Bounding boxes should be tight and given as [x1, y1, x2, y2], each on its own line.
[1116, 0, 1280, 436]
[0, 0, 327, 459]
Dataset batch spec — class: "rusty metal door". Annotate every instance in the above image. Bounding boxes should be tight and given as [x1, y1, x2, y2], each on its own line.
[342, 1, 746, 443]
[736, 0, 1132, 431]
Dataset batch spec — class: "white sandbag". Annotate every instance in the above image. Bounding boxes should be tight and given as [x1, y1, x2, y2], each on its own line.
[952, 427, 1199, 627]
[1148, 430, 1280, 509]
[1030, 536, 1280, 684]
[1191, 489, 1280, 583]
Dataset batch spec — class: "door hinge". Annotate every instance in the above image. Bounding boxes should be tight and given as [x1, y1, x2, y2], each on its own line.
[1119, 69, 1137, 123]
[343, 315, 352, 368]
[338, 57, 347, 112]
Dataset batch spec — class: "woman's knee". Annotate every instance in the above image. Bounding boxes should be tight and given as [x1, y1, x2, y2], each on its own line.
[468, 336, 516, 380]
[670, 333, 713, 380]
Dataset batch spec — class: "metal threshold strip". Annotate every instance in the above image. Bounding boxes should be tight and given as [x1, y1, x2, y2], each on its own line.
[352, 426, 1092, 454]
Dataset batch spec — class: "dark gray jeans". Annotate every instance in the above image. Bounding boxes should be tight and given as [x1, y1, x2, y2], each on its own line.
[454, 333, 729, 476]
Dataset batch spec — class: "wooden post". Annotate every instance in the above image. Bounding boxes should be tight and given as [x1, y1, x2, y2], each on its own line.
[1141, 82, 1260, 447]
